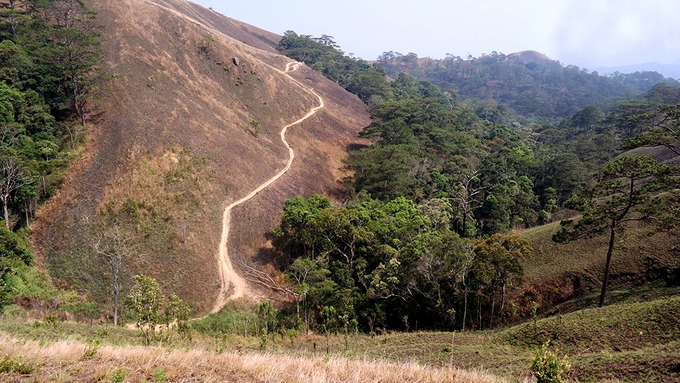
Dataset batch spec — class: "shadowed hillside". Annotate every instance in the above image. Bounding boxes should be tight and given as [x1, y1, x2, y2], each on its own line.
[31, 0, 370, 315]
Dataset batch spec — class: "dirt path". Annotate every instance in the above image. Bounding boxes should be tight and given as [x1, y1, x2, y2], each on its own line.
[210, 62, 324, 314]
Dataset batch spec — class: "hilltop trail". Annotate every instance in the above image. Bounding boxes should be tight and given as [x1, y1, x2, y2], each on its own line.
[211, 62, 325, 314]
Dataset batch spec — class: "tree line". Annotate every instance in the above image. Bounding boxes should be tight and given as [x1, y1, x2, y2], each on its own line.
[269, 193, 532, 332]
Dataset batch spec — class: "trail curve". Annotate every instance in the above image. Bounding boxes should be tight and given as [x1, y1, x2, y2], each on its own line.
[211, 62, 324, 314]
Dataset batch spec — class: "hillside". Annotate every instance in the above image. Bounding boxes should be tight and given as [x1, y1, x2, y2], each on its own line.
[518, 219, 679, 311]
[31, 0, 370, 315]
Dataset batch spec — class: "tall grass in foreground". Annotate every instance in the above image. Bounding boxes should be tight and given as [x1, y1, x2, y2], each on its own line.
[0, 332, 508, 383]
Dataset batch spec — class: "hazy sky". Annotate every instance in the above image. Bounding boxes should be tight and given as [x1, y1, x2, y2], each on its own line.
[193, 0, 680, 70]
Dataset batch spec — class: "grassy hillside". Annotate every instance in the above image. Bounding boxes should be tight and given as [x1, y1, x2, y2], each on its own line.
[2, 295, 679, 381]
[282, 296, 680, 381]
[517, 217, 679, 311]
[0, 313, 503, 383]
[30, 0, 370, 315]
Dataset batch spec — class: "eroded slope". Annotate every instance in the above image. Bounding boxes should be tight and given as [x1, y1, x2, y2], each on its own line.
[33, 0, 370, 314]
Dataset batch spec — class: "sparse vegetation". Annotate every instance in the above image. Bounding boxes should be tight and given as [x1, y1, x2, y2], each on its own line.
[198, 33, 215, 58]
[248, 119, 262, 137]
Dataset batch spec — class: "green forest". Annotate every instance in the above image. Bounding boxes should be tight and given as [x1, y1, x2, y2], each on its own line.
[0, 0, 102, 310]
[275, 31, 680, 332]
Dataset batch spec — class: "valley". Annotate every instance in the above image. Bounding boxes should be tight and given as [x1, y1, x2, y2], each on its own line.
[0, 0, 678, 382]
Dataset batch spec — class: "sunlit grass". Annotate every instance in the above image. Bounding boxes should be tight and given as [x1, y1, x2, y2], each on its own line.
[0, 330, 506, 383]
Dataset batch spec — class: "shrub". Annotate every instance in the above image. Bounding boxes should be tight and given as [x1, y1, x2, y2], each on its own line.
[0, 354, 34, 374]
[530, 341, 571, 383]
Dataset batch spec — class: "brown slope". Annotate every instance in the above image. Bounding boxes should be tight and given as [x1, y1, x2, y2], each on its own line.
[32, 0, 370, 314]
[146, 0, 282, 52]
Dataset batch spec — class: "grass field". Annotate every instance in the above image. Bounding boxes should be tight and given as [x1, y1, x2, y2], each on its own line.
[2, 295, 679, 382]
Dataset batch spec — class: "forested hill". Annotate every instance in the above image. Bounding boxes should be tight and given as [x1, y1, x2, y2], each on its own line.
[376, 51, 680, 120]
[274, 31, 680, 334]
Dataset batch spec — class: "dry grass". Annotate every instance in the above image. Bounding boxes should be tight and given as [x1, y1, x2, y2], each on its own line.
[0, 332, 505, 383]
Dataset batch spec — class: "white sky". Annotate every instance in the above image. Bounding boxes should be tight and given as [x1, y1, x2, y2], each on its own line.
[193, 0, 680, 70]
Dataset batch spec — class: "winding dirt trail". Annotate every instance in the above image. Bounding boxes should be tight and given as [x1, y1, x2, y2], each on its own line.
[210, 62, 324, 313]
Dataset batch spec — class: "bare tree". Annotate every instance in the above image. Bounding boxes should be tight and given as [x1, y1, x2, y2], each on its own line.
[93, 225, 134, 326]
[452, 170, 486, 238]
[63, 123, 87, 150]
[0, 157, 23, 229]
[1, 0, 24, 37]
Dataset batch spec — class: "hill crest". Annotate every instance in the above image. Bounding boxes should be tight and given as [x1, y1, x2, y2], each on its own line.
[506, 50, 552, 63]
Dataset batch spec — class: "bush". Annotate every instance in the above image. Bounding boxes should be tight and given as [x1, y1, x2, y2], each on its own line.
[0, 354, 34, 374]
[530, 341, 571, 383]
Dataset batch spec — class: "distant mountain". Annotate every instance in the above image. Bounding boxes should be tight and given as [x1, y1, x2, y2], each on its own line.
[594, 63, 680, 80]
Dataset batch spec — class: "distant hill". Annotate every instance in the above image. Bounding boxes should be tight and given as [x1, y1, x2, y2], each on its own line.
[377, 50, 679, 120]
[32, 0, 370, 314]
[506, 50, 552, 63]
[595, 62, 680, 80]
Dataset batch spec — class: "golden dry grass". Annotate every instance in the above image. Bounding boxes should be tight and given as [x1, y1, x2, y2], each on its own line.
[0, 332, 506, 383]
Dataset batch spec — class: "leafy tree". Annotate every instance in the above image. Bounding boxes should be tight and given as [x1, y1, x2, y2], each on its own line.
[314, 204, 373, 267]
[531, 341, 571, 383]
[271, 194, 331, 262]
[478, 184, 514, 235]
[416, 197, 452, 231]
[0, 0, 103, 231]
[534, 150, 589, 206]
[34, 0, 103, 124]
[625, 103, 680, 156]
[165, 293, 190, 338]
[553, 156, 669, 307]
[126, 274, 164, 344]
[125, 274, 189, 344]
[346, 64, 392, 103]
[475, 233, 532, 326]
[606, 100, 655, 140]
[343, 144, 418, 200]
[257, 300, 277, 335]
[285, 257, 331, 333]
[570, 105, 604, 133]
[278, 30, 390, 102]
[272, 193, 529, 331]
[378, 50, 672, 120]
